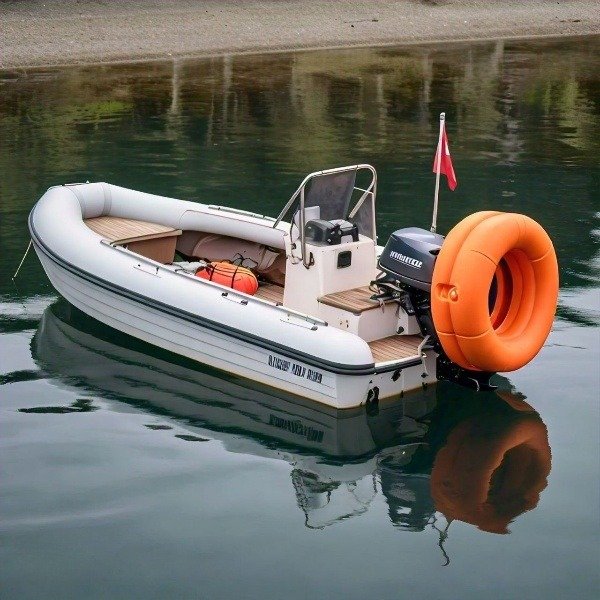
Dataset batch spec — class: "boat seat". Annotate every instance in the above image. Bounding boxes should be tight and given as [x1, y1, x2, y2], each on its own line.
[84, 216, 181, 244]
[317, 286, 394, 316]
[84, 216, 182, 263]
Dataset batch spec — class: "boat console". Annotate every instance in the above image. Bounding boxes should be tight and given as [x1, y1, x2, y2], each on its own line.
[273, 165, 408, 342]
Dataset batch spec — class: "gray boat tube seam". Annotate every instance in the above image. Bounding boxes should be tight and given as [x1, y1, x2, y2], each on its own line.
[29, 210, 423, 376]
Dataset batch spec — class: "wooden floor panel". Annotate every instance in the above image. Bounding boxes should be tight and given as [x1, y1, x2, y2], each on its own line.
[85, 216, 181, 244]
[368, 335, 422, 363]
[318, 286, 391, 314]
[255, 283, 285, 304]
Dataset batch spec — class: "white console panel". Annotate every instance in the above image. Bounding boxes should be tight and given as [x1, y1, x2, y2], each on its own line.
[283, 236, 378, 317]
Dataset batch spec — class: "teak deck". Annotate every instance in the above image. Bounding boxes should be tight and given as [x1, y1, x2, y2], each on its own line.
[318, 286, 392, 315]
[255, 283, 285, 304]
[367, 335, 422, 363]
[84, 216, 181, 244]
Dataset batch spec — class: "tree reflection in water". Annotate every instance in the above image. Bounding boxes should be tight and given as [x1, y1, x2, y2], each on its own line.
[1, 37, 598, 300]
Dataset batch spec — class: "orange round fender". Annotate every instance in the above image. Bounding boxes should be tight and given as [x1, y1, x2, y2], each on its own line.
[430, 412, 551, 534]
[431, 212, 559, 372]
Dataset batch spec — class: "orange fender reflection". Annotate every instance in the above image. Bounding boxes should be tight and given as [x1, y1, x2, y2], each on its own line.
[430, 402, 551, 534]
[431, 211, 559, 372]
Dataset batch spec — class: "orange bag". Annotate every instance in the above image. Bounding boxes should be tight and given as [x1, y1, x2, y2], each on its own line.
[195, 261, 258, 295]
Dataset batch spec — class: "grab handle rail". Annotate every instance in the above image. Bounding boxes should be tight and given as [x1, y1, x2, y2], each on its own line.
[102, 240, 328, 328]
[207, 205, 277, 221]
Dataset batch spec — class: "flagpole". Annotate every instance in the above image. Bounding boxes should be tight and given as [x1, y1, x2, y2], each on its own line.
[431, 112, 445, 233]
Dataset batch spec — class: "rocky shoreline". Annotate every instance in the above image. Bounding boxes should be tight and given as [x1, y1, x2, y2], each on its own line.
[1, 0, 599, 69]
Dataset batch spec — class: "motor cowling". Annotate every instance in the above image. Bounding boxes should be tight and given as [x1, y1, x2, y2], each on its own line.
[378, 227, 444, 292]
[376, 228, 442, 347]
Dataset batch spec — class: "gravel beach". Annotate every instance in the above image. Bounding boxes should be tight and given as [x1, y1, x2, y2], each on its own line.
[1, 0, 599, 69]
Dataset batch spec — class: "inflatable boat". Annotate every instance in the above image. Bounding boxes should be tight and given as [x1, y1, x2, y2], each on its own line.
[29, 164, 559, 408]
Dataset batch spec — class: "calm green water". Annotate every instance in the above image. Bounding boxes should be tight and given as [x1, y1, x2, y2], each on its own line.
[1, 37, 599, 599]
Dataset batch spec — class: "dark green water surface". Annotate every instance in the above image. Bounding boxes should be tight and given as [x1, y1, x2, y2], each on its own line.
[1, 37, 599, 599]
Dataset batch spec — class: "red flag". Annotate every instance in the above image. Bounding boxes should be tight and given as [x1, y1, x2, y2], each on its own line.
[433, 123, 457, 191]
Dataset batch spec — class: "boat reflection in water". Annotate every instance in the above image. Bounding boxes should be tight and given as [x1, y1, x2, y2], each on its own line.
[32, 301, 551, 540]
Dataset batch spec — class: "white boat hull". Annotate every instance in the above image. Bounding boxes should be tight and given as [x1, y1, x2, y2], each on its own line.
[30, 182, 437, 409]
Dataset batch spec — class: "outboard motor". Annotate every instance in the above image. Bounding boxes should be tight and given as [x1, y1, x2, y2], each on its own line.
[378, 227, 443, 293]
[375, 227, 495, 391]
[377, 227, 443, 340]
